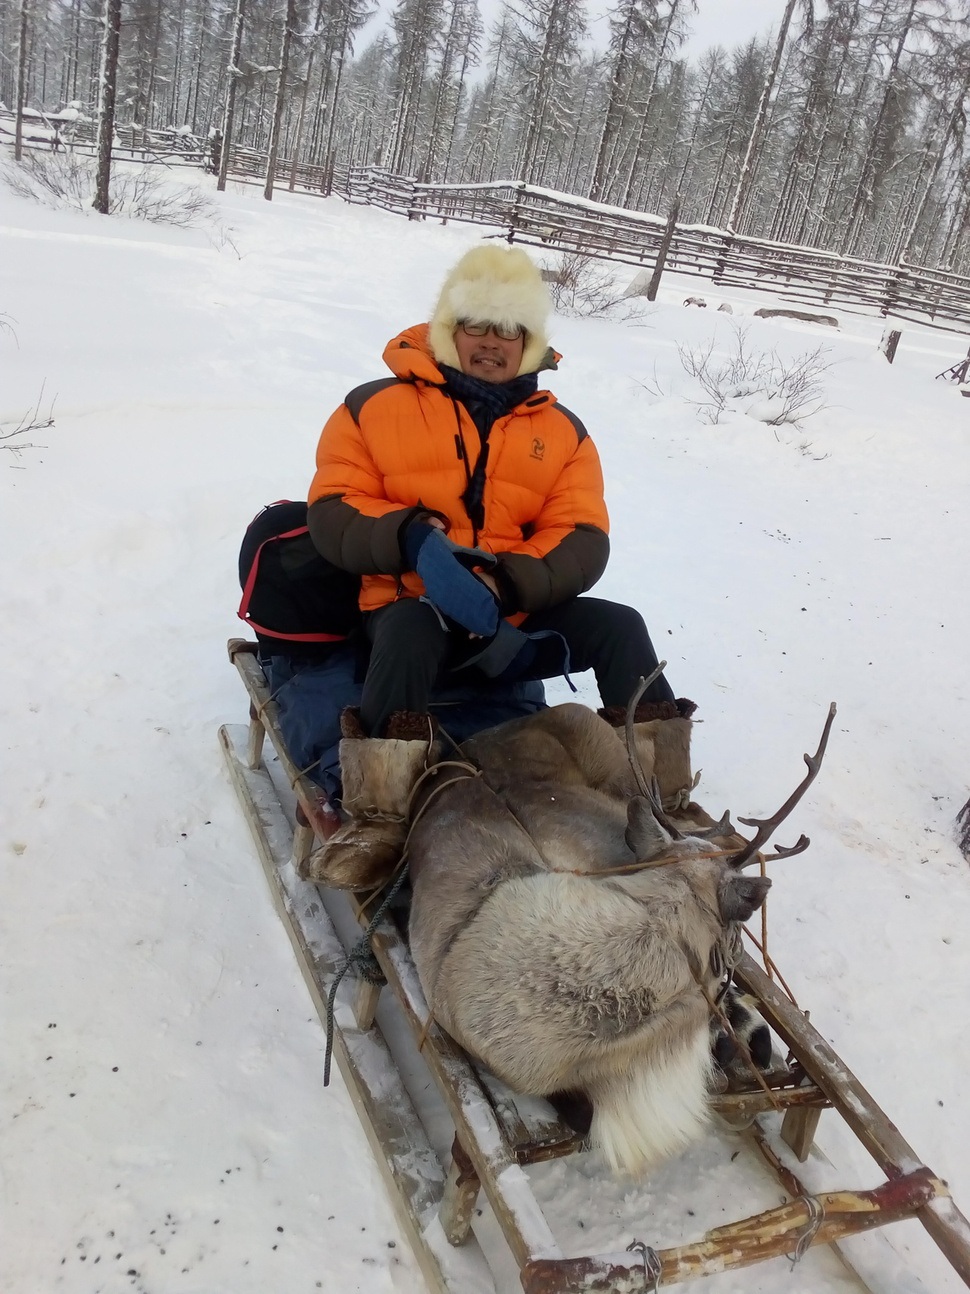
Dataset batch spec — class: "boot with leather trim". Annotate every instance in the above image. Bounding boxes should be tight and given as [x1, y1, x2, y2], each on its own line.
[598, 697, 698, 813]
[305, 708, 433, 892]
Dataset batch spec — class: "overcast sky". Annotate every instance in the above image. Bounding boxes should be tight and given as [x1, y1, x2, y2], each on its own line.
[359, 0, 789, 58]
[485, 0, 788, 55]
[676, 0, 785, 54]
[579, 0, 786, 55]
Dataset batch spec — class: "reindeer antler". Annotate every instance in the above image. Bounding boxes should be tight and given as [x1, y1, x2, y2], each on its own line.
[729, 703, 837, 871]
[689, 809, 739, 841]
[624, 664, 685, 841]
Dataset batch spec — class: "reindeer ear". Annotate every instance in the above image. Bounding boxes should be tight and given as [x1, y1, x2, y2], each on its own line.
[719, 874, 772, 923]
[625, 796, 672, 859]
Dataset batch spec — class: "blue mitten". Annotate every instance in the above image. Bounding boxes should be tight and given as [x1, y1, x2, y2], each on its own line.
[405, 524, 500, 638]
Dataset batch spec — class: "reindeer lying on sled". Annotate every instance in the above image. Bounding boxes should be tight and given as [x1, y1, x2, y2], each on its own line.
[406, 688, 835, 1179]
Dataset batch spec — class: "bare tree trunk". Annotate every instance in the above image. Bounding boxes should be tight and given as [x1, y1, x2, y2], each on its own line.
[896, 66, 970, 264]
[14, 0, 29, 162]
[217, 0, 246, 192]
[170, 0, 186, 126]
[287, 56, 315, 190]
[725, 0, 801, 233]
[188, 0, 208, 130]
[92, 0, 122, 214]
[322, 28, 354, 194]
[618, 0, 683, 209]
[264, 0, 298, 200]
[68, 0, 82, 102]
[441, 43, 473, 181]
[842, 0, 916, 255]
[588, 5, 638, 203]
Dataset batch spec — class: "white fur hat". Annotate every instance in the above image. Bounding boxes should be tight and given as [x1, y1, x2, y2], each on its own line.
[428, 245, 552, 376]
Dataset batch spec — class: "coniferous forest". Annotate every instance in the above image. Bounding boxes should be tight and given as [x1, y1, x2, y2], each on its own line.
[4, 0, 970, 271]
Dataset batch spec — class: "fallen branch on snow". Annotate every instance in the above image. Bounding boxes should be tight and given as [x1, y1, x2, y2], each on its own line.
[1, 382, 56, 458]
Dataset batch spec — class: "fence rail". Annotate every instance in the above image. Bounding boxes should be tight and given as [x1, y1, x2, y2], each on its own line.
[334, 168, 970, 333]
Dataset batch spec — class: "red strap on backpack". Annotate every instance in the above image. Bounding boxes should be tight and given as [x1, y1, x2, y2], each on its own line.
[237, 525, 348, 642]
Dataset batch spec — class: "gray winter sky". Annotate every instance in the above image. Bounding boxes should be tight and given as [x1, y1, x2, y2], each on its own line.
[493, 0, 788, 54]
[676, 0, 787, 55]
[360, 0, 789, 57]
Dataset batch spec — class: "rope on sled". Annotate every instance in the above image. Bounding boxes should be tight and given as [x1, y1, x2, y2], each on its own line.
[626, 1239, 663, 1291]
[786, 1193, 824, 1267]
[323, 860, 411, 1087]
[322, 748, 482, 1088]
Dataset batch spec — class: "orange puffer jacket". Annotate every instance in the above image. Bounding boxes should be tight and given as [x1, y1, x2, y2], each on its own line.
[307, 324, 610, 617]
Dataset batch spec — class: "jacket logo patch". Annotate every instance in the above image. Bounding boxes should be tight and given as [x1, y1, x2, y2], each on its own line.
[530, 438, 545, 461]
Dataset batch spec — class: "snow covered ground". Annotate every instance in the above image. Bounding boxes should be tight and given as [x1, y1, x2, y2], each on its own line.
[2, 169, 969, 1294]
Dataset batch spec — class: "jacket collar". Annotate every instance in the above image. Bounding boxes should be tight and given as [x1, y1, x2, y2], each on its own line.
[382, 324, 558, 411]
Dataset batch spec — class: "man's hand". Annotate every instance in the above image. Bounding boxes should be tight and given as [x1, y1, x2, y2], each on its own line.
[475, 570, 500, 599]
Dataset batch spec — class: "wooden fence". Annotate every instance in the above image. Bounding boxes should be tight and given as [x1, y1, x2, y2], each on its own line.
[0, 112, 211, 167]
[7, 119, 966, 333]
[333, 169, 970, 333]
[225, 143, 334, 192]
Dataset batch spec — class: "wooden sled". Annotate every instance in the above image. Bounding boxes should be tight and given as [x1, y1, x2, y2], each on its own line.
[219, 637, 970, 1292]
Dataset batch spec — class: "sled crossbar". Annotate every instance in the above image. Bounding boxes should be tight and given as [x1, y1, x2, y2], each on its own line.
[221, 637, 970, 1292]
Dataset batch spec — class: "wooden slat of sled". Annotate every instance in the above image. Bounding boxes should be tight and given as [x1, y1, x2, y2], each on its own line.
[521, 1169, 950, 1291]
[219, 723, 460, 1294]
[736, 954, 970, 1286]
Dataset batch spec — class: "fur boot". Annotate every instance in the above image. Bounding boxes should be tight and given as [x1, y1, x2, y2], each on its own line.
[305, 709, 432, 892]
[599, 698, 698, 812]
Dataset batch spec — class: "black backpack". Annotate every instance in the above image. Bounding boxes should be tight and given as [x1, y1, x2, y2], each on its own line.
[237, 501, 362, 651]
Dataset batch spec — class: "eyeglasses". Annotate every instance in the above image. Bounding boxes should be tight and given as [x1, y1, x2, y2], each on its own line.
[459, 320, 525, 341]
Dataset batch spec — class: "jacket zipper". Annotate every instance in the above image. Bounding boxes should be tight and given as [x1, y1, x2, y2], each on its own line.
[449, 396, 479, 546]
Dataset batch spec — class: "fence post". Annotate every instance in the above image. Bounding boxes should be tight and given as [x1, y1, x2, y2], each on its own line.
[879, 328, 902, 364]
[406, 174, 421, 222]
[881, 263, 903, 318]
[713, 233, 733, 285]
[645, 193, 681, 301]
[507, 181, 526, 245]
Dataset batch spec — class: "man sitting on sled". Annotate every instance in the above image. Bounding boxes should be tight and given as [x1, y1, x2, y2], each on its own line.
[306, 243, 695, 891]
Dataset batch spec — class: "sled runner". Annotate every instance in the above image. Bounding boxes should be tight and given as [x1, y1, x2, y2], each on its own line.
[219, 637, 970, 1293]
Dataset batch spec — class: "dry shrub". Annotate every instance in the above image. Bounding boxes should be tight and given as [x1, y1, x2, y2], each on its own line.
[678, 323, 832, 427]
[2, 151, 218, 230]
[543, 251, 646, 320]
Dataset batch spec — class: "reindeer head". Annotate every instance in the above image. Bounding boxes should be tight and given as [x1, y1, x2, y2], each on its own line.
[621, 678, 837, 932]
[623, 793, 773, 925]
